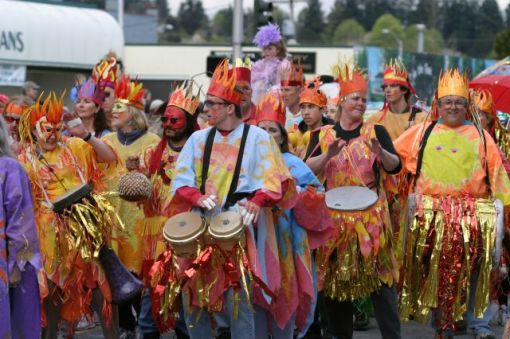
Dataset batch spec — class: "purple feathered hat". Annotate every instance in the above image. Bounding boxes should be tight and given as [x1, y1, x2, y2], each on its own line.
[253, 23, 282, 48]
[77, 78, 104, 105]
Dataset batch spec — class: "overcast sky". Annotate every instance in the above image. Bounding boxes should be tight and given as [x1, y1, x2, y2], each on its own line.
[169, 0, 510, 19]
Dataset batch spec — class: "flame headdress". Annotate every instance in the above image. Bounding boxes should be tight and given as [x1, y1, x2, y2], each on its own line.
[382, 59, 416, 95]
[299, 77, 327, 108]
[167, 81, 201, 115]
[256, 91, 286, 126]
[279, 62, 304, 87]
[471, 88, 510, 157]
[77, 78, 104, 105]
[19, 91, 65, 146]
[114, 75, 145, 112]
[92, 55, 120, 89]
[332, 61, 368, 99]
[207, 59, 242, 106]
[430, 68, 470, 120]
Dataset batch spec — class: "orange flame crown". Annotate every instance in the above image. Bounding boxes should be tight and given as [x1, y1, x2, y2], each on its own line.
[168, 81, 201, 115]
[207, 59, 242, 105]
[256, 91, 286, 126]
[333, 62, 368, 99]
[279, 61, 304, 87]
[437, 68, 469, 99]
[115, 75, 145, 110]
[383, 59, 416, 95]
[299, 77, 327, 108]
[470, 88, 495, 116]
[30, 92, 64, 127]
[92, 55, 119, 88]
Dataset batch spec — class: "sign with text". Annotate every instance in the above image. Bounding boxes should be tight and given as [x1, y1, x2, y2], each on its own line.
[0, 64, 26, 86]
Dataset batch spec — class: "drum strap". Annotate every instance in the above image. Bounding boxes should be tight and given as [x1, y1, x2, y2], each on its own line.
[200, 127, 217, 194]
[200, 124, 251, 209]
[412, 120, 438, 189]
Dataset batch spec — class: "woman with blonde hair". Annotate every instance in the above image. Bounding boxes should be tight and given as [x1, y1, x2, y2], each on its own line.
[102, 75, 160, 338]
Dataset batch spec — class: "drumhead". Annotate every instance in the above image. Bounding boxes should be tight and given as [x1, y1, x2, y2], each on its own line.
[209, 211, 244, 239]
[325, 186, 378, 211]
[52, 183, 93, 212]
[163, 212, 205, 243]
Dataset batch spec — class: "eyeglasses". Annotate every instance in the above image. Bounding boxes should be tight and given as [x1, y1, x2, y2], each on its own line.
[160, 116, 180, 124]
[203, 100, 229, 108]
[438, 99, 468, 108]
[3, 115, 20, 123]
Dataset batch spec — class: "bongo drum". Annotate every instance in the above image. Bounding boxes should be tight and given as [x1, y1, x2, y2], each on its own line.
[325, 186, 378, 211]
[52, 183, 93, 213]
[163, 212, 206, 257]
[208, 211, 245, 252]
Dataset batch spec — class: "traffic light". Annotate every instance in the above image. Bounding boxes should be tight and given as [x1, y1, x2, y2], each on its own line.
[254, 0, 274, 28]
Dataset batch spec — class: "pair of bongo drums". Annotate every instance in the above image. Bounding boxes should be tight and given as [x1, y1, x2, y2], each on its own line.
[163, 211, 245, 257]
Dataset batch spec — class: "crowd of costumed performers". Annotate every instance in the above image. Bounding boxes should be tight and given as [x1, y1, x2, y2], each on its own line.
[4, 23, 510, 339]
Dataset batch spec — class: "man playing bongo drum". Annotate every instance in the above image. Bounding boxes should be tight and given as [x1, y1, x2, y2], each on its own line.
[168, 59, 295, 339]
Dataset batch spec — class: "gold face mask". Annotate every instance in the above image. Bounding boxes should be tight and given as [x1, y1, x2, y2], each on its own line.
[112, 99, 129, 114]
[35, 116, 63, 142]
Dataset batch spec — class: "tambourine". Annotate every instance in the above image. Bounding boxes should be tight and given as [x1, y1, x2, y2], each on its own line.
[325, 186, 378, 211]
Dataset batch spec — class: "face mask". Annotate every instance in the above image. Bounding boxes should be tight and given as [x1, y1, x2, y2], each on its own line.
[112, 99, 129, 114]
[35, 116, 63, 142]
[162, 106, 186, 129]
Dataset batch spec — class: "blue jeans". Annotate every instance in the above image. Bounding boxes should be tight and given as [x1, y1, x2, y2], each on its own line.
[464, 271, 496, 335]
[254, 305, 295, 339]
[139, 288, 188, 336]
[182, 286, 255, 339]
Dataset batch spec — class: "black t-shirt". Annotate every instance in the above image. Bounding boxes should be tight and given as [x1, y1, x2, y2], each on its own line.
[332, 122, 402, 174]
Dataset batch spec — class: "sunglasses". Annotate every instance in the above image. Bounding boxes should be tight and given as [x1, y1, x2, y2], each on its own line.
[161, 116, 180, 124]
[4, 115, 20, 123]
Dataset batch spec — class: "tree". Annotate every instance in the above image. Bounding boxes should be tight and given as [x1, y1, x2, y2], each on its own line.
[362, 0, 394, 30]
[177, 0, 209, 37]
[157, 0, 168, 22]
[324, 0, 346, 41]
[475, 0, 504, 57]
[409, 0, 441, 29]
[441, 0, 479, 57]
[494, 29, 510, 59]
[332, 19, 366, 45]
[211, 7, 233, 41]
[367, 14, 404, 49]
[403, 25, 444, 54]
[506, 4, 510, 27]
[296, 0, 325, 43]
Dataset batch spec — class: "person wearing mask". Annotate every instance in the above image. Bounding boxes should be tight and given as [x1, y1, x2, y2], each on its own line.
[126, 81, 200, 339]
[17, 92, 119, 338]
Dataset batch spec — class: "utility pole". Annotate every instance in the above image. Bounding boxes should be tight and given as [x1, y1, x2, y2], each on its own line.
[233, 0, 244, 60]
[118, 0, 124, 36]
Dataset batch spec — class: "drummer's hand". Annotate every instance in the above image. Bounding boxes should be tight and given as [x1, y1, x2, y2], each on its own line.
[326, 138, 346, 159]
[198, 195, 217, 210]
[9, 265, 21, 286]
[239, 201, 260, 225]
[126, 156, 140, 171]
[63, 111, 89, 139]
[367, 138, 383, 158]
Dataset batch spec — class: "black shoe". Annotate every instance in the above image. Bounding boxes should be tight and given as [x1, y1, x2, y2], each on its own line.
[142, 332, 160, 339]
